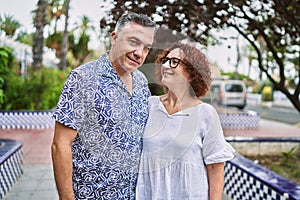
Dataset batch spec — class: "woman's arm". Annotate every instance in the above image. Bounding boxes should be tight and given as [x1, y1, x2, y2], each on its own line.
[206, 162, 225, 200]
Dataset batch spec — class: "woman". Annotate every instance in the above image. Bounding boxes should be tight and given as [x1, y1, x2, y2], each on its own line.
[136, 41, 235, 200]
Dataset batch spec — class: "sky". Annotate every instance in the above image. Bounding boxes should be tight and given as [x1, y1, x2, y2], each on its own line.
[0, 0, 111, 49]
[0, 0, 254, 78]
[0, 0, 107, 31]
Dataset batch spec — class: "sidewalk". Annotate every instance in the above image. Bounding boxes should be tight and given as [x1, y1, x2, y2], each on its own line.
[2, 165, 57, 200]
[223, 118, 300, 138]
[0, 119, 299, 200]
[0, 128, 58, 200]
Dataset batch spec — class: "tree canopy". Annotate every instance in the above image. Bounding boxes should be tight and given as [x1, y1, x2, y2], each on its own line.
[100, 0, 300, 112]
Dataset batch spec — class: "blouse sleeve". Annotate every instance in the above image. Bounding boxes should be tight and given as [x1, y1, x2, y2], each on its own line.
[53, 70, 85, 131]
[202, 106, 235, 164]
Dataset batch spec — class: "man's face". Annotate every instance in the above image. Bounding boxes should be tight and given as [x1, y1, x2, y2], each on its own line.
[110, 22, 154, 73]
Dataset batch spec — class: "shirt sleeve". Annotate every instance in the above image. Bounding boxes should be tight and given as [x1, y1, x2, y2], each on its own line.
[53, 70, 85, 130]
[202, 106, 235, 164]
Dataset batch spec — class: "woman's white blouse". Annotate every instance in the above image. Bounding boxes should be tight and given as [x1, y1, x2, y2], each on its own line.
[136, 96, 235, 200]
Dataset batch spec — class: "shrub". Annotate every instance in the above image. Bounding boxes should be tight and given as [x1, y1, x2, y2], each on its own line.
[1, 65, 69, 111]
[262, 85, 273, 101]
[0, 44, 73, 111]
[0, 46, 15, 107]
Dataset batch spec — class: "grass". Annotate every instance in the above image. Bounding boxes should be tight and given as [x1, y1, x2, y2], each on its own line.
[244, 147, 300, 185]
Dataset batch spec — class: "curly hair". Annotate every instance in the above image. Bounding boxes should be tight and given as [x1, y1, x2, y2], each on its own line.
[155, 41, 212, 97]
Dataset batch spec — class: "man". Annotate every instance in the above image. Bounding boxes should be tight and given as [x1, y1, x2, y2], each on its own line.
[51, 12, 156, 199]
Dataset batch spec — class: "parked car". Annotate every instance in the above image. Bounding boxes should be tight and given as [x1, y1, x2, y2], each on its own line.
[208, 79, 247, 109]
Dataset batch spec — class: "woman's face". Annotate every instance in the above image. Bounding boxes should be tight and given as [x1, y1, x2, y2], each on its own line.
[160, 48, 191, 89]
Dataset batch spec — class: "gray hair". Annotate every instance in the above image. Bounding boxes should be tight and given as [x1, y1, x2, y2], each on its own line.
[115, 12, 155, 32]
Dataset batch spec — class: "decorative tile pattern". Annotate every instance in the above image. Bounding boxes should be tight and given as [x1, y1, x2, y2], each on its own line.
[224, 154, 300, 200]
[0, 110, 259, 130]
[219, 110, 260, 129]
[0, 111, 55, 129]
[0, 139, 23, 199]
[3, 111, 299, 199]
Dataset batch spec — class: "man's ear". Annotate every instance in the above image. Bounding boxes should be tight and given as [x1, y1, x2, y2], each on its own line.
[111, 31, 117, 45]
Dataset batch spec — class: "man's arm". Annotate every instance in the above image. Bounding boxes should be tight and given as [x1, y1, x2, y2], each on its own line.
[206, 162, 225, 200]
[51, 121, 77, 200]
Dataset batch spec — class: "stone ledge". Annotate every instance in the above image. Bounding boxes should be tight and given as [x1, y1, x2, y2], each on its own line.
[226, 137, 300, 156]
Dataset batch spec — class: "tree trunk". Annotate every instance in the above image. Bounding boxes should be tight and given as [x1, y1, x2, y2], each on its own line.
[32, 0, 47, 70]
[58, 0, 70, 70]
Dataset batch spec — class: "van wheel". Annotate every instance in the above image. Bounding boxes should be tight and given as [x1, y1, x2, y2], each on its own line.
[237, 105, 245, 110]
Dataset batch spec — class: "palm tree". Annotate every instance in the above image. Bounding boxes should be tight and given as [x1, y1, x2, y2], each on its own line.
[47, 0, 65, 33]
[16, 31, 34, 46]
[44, 0, 66, 60]
[32, 0, 48, 70]
[71, 15, 95, 68]
[73, 15, 95, 34]
[0, 14, 21, 37]
[58, 0, 70, 70]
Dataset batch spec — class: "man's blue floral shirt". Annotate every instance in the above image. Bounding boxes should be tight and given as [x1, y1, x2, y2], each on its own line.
[53, 52, 150, 199]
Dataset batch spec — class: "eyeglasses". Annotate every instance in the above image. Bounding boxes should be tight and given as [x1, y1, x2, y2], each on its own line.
[160, 57, 188, 68]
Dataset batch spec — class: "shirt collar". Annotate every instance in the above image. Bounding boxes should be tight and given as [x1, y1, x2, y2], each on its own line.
[97, 51, 141, 93]
[97, 51, 118, 80]
[157, 99, 191, 117]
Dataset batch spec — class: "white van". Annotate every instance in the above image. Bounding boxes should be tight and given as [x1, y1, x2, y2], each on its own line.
[209, 79, 247, 109]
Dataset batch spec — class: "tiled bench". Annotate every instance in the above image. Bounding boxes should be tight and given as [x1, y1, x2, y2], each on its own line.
[0, 139, 23, 199]
[219, 109, 260, 129]
[0, 110, 259, 130]
[224, 153, 300, 200]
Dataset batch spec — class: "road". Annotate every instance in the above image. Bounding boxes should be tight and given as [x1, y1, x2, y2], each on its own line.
[245, 104, 300, 126]
[201, 95, 300, 125]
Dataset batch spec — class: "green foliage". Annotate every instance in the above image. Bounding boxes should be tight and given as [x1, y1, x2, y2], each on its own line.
[102, 0, 300, 112]
[0, 13, 21, 36]
[1, 63, 70, 111]
[38, 68, 70, 110]
[0, 46, 14, 106]
[246, 151, 300, 184]
[0, 46, 14, 70]
[288, 78, 297, 89]
[221, 72, 253, 81]
[0, 89, 4, 105]
[252, 83, 265, 94]
[252, 80, 273, 94]
[281, 146, 297, 162]
[261, 85, 273, 101]
[45, 31, 93, 68]
[16, 31, 33, 46]
[281, 146, 298, 169]
[72, 32, 91, 65]
[46, 32, 63, 46]
[45, 32, 63, 58]
[0, 41, 71, 111]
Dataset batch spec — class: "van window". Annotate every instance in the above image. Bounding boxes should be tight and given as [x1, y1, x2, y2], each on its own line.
[225, 84, 243, 92]
[211, 85, 220, 93]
